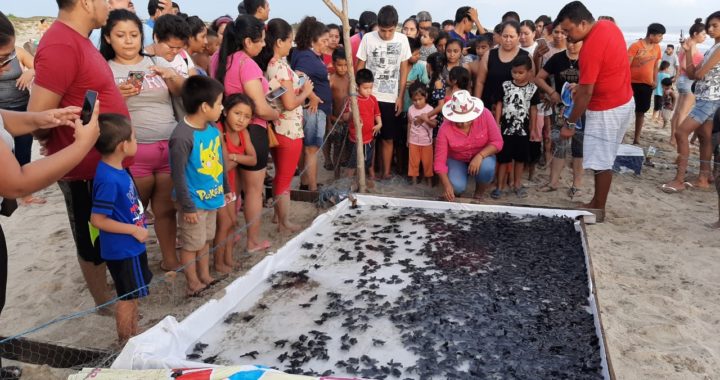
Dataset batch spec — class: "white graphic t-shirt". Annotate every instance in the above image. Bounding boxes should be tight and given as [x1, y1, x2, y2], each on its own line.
[694, 43, 720, 101]
[499, 81, 540, 136]
[356, 31, 412, 104]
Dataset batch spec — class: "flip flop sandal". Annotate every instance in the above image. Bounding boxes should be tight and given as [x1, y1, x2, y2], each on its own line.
[490, 189, 502, 199]
[660, 184, 683, 194]
[537, 184, 558, 193]
[247, 240, 272, 254]
[515, 187, 529, 198]
[186, 286, 207, 299]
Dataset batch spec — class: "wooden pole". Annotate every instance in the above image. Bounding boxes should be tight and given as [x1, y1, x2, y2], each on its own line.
[322, 0, 366, 192]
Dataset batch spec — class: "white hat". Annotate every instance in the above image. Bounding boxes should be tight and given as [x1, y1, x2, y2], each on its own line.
[442, 90, 484, 123]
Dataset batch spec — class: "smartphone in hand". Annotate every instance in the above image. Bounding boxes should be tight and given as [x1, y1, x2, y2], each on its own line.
[127, 71, 145, 92]
[81, 90, 98, 125]
[266, 86, 287, 102]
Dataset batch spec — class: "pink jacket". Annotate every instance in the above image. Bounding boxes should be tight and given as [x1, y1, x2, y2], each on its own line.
[434, 110, 504, 174]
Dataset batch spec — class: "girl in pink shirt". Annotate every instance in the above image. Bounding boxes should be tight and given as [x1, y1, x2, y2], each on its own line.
[406, 83, 437, 185]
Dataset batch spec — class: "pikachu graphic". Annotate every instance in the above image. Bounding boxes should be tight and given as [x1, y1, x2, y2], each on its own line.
[197, 136, 223, 182]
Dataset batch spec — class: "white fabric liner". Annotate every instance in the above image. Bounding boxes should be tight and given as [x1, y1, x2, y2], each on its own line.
[113, 195, 608, 379]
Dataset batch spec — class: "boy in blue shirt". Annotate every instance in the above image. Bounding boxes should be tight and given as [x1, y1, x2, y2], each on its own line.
[90, 114, 151, 343]
[169, 76, 229, 297]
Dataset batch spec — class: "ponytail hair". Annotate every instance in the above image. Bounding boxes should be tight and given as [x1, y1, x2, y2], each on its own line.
[295, 16, 328, 51]
[689, 18, 705, 37]
[254, 18, 293, 72]
[215, 15, 264, 85]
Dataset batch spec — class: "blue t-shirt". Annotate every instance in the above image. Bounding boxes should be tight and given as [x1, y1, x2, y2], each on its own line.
[655, 72, 672, 96]
[448, 30, 477, 48]
[403, 61, 430, 112]
[91, 161, 146, 261]
[169, 120, 227, 212]
[290, 48, 332, 115]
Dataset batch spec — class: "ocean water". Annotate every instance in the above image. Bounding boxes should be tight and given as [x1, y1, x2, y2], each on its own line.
[622, 26, 715, 53]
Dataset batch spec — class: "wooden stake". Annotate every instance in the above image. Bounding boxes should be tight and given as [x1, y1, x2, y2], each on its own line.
[322, 0, 366, 192]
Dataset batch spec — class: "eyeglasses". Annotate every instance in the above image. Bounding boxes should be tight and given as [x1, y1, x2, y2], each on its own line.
[0, 50, 16, 67]
[162, 42, 185, 52]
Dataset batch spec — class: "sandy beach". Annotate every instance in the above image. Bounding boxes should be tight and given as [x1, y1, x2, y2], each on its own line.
[3, 17, 720, 380]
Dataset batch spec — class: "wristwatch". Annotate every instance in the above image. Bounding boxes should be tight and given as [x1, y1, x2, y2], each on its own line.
[564, 121, 577, 130]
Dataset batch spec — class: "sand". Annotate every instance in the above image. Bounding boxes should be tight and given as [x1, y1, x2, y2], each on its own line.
[3, 17, 720, 380]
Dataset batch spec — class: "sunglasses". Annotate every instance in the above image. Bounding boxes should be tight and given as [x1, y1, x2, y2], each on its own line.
[0, 50, 16, 67]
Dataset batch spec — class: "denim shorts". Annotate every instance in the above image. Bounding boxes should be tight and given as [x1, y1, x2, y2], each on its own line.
[303, 108, 327, 147]
[688, 98, 720, 124]
[677, 75, 693, 94]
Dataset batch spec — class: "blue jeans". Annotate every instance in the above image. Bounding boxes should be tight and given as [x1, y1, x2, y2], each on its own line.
[447, 156, 496, 194]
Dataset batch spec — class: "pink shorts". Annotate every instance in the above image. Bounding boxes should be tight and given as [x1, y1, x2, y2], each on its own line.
[129, 141, 171, 178]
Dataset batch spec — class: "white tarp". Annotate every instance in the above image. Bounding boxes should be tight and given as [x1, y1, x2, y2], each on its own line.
[113, 196, 607, 378]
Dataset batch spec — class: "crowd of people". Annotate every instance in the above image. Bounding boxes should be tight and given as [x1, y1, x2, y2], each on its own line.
[0, 0, 719, 352]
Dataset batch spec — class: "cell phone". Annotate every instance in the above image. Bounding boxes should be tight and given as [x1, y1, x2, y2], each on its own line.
[127, 71, 144, 92]
[265, 86, 287, 102]
[81, 90, 98, 125]
[298, 75, 307, 87]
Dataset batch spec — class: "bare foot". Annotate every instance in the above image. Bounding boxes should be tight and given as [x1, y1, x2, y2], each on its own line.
[689, 180, 711, 189]
[367, 179, 375, 191]
[159, 261, 182, 272]
[199, 275, 216, 287]
[272, 213, 278, 224]
[278, 222, 302, 234]
[473, 190, 485, 200]
[214, 264, 233, 275]
[186, 282, 206, 297]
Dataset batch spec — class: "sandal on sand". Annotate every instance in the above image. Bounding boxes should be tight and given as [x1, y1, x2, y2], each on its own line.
[247, 240, 272, 254]
[490, 189, 502, 199]
[21, 196, 47, 205]
[660, 184, 683, 194]
[537, 184, 557, 193]
[515, 187, 528, 198]
[186, 286, 207, 298]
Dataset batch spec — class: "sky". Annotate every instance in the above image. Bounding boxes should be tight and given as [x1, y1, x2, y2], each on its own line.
[2, 0, 711, 31]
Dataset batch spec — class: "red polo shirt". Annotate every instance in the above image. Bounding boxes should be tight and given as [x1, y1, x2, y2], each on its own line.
[578, 20, 633, 111]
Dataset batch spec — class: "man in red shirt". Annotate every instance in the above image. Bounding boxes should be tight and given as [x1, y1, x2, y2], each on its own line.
[29, 0, 129, 309]
[555, 1, 634, 216]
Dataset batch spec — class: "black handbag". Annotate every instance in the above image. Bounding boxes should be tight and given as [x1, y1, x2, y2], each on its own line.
[0, 198, 18, 217]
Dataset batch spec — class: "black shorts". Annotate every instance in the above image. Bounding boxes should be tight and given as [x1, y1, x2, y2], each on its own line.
[653, 95, 663, 111]
[58, 180, 103, 265]
[106, 252, 153, 301]
[528, 141, 542, 164]
[378, 101, 401, 141]
[497, 135, 530, 164]
[632, 83, 654, 113]
[239, 124, 269, 171]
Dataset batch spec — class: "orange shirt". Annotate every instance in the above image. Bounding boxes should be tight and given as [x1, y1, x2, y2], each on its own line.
[628, 40, 661, 85]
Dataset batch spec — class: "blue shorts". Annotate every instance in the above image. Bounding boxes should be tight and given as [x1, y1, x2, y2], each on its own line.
[688, 99, 720, 124]
[677, 75, 693, 94]
[342, 139, 374, 169]
[303, 108, 327, 147]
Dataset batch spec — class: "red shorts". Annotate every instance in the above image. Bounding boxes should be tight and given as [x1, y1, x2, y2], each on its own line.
[129, 141, 171, 178]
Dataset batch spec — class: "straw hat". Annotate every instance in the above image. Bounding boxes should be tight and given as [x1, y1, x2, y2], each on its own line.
[442, 90, 484, 123]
